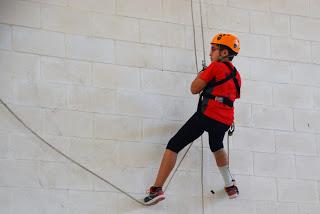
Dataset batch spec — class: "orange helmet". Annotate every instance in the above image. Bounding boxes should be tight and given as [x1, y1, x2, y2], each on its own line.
[211, 33, 240, 54]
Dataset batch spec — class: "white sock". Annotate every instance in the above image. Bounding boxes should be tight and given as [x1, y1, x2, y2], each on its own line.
[218, 165, 233, 187]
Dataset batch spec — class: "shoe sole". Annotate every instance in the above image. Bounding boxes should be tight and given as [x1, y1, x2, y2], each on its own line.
[144, 195, 165, 206]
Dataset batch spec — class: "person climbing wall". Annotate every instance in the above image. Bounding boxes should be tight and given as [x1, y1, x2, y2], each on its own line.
[144, 33, 242, 206]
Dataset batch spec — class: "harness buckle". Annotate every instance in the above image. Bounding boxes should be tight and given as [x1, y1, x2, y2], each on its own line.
[214, 96, 224, 103]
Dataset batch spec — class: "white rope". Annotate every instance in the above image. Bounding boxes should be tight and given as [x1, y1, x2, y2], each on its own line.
[199, 0, 207, 68]
[198, 0, 206, 213]
[0, 98, 147, 206]
[164, 3, 207, 214]
[163, 0, 206, 195]
[192, 0, 207, 213]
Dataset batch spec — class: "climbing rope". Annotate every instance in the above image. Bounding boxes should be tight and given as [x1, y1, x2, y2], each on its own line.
[0, 98, 147, 206]
[163, 0, 204, 193]
[164, 1, 207, 213]
[198, 0, 207, 213]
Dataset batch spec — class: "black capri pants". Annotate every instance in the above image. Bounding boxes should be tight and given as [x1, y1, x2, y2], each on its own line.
[166, 112, 230, 153]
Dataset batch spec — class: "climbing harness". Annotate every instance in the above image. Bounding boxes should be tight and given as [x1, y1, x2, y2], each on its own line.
[197, 62, 241, 113]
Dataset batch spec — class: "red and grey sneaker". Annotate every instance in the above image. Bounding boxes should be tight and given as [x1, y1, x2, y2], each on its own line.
[143, 186, 165, 206]
[224, 184, 239, 199]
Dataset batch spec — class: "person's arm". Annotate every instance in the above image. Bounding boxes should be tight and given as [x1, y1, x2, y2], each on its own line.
[190, 73, 207, 94]
[190, 62, 216, 94]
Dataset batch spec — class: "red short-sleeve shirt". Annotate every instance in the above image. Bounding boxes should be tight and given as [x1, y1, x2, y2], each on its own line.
[198, 61, 241, 126]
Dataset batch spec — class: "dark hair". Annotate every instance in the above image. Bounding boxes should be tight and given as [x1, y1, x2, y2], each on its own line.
[218, 45, 237, 61]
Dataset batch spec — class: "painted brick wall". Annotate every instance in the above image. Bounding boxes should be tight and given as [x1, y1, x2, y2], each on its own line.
[0, 0, 319, 213]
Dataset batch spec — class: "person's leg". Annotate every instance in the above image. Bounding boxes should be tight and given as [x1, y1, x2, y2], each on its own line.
[153, 149, 177, 187]
[214, 147, 228, 167]
[208, 120, 239, 199]
[154, 112, 205, 187]
[216, 151, 239, 199]
[209, 128, 233, 187]
[214, 148, 233, 187]
[144, 113, 205, 205]
[144, 149, 177, 205]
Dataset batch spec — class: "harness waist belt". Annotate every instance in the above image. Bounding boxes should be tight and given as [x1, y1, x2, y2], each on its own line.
[202, 91, 234, 107]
